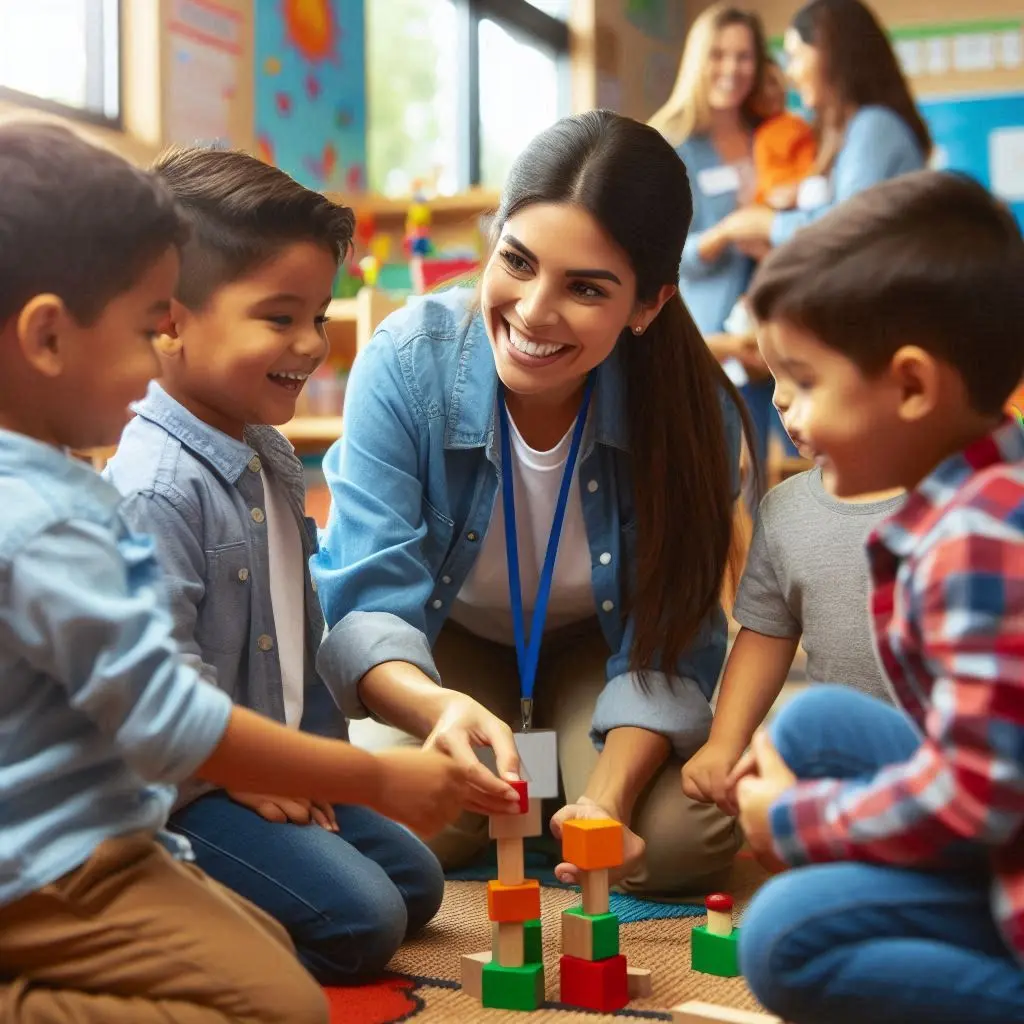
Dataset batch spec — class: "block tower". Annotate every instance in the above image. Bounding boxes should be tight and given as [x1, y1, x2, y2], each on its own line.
[460, 780, 545, 1011]
[557, 818, 631, 1013]
[690, 893, 741, 977]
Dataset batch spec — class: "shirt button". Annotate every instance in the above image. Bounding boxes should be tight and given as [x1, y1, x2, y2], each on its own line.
[602, 599, 615, 612]
[467, 531, 479, 542]
[441, 575, 452, 585]
[251, 507, 265, 524]
[248, 455, 262, 473]
[599, 552, 612, 566]
[587, 479, 599, 493]
[257, 634, 274, 651]
[431, 599, 443, 610]
[237, 567, 250, 582]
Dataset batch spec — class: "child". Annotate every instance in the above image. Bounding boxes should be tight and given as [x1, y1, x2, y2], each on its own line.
[732, 171, 1024, 1024]
[0, 120, 471, 1023]
[105, 146, 521, 985]
[683, 460, 904, 813]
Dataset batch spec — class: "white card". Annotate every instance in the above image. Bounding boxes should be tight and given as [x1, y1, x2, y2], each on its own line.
[697, 164, 741, 198]
[474, 729, 560, 799]
[796, 175, 830, 211]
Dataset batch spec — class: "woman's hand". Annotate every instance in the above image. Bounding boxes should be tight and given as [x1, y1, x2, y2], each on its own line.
[549, 796, 645, 886]
[422, 693, 523, 816]
[717, 205, 776, 246]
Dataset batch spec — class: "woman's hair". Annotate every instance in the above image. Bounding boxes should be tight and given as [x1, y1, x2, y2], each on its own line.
[491, 110, 759, 683]
[791, 0, 931, 173]
[648, 3, 769, 148]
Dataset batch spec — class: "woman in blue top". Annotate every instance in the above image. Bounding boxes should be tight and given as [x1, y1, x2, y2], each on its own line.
[312, 111, 759, 894]
[717, 0, 931, 255]
[649, 3, 781, 472]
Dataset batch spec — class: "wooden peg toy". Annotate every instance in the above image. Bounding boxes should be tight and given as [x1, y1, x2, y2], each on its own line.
[670, 1000, 782, 1023]
[690, 893, 741, 977]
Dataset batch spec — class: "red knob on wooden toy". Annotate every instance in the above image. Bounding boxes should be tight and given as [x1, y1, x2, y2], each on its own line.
[705, 893, 733, 912]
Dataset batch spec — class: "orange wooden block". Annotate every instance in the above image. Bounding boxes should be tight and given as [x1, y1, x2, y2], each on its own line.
[562, 818, 624, 871]
[487, 879, 541, 923]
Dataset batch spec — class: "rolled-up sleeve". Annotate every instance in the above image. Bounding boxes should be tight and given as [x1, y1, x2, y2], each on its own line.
[311, 331, 443, 716]
[7, 521, 232, 783]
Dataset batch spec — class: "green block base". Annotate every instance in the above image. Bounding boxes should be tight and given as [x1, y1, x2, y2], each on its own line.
[564, 906, 619, 959]
[482, 961, 545, 1011]
[691, 925, 741, 977]
[524, 918, 543, 964]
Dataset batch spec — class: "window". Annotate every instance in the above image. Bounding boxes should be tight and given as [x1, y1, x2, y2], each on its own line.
[0, 0, 120, 127]
[368, 0, 569, 196]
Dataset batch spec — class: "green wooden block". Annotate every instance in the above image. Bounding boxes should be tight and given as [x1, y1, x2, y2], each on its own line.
[563, 906, 619, 960]
[524, 918, 543, 964]
[482, 961, 545, 1011]
[690, 925, 741, 977]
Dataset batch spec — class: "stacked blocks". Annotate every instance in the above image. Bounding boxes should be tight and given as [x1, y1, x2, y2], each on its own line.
[558, 818, 630, 1013]
[690, 893, 740, 977]
[461, 780, 546, 1011]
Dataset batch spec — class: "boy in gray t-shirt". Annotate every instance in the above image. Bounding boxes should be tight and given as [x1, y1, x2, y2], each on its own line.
[682, 467, 904, 811]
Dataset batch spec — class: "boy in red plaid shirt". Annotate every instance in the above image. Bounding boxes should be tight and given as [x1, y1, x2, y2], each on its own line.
[729, 171, 1024, 1024]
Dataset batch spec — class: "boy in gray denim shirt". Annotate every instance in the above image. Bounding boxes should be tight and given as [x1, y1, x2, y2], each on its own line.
[106, 147, 454, 984]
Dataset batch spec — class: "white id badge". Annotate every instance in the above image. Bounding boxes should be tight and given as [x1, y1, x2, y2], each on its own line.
[796, 175, 830, 211]
[474, 729, 560, 799]
[697, 164, 741, 197]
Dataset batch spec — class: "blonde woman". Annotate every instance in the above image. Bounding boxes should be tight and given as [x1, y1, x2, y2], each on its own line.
[650, 4, 777, 467]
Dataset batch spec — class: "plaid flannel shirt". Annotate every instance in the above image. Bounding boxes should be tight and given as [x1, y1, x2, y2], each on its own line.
[769, 417, 1024, 963]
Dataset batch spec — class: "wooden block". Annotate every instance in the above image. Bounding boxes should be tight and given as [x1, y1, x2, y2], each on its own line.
[493, 921, 524, 967]
[561, 818, 624, 870]
[509, 778, 529, 813]
[627, 965, 652, 998]
[482, 961, 544, 1011]
[489, 797, 542, 840]
[559, 953, 628, 1013]
[561, 907, 619, 961]
[581, 867, 610, 916]
[671, 1001, 782, 1023]
[706, 893, 734, 936]
[487, 878, 541, 922]
[460, 951, 491, 1000]
[496, 837, 525, 886]
[691, 925, 740, 977]
[523, 918, 543, 964]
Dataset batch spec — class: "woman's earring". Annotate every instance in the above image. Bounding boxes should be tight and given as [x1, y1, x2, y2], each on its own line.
[633, 325, 644, 336]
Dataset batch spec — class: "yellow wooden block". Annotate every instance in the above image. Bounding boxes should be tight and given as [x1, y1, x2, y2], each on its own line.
[496, 837, 525, 886]
[581, 867, 610, 916]
[460, 951, 491, 1000]
[562, 818, 624, 870]
[492, 921, 525, 967]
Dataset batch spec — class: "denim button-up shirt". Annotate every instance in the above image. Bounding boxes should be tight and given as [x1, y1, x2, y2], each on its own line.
[311, 289, 741, 758]
[106, 383, 345, 808]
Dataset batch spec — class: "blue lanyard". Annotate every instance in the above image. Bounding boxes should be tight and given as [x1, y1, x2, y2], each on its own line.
[498, 374, 596, 732]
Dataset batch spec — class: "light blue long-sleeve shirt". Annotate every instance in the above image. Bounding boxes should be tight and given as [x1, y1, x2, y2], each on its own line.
[675, 133, 757, 336]
[0, 430, 232, 907]
[771, 105, 927, 246]
[310, 289, 742, 760]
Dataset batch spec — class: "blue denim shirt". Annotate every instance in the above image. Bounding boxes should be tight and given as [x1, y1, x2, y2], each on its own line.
[770, 106, 926, 246]
[676, 132, 756, 335]
[106, 383, 346, 809]
[0, 430, 232, 906]
[311, 290, 741, 758]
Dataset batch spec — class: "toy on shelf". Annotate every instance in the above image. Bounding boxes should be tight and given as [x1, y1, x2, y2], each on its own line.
[670, 1001, 783, 1023]
[691, 893, 741, 978]
[404, 189, 434, 257]
[460, 780, 545, 1012]
[558, 818, 631, 1013]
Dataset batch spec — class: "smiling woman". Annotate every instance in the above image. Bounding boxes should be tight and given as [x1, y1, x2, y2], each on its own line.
[313, 110, 760, 895]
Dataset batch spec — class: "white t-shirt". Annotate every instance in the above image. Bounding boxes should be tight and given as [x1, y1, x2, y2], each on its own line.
[449, 406, 596, 645]
[261, 469, 305, 728]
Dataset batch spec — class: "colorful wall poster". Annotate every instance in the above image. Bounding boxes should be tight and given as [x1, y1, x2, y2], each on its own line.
[255, 0, 367, 194]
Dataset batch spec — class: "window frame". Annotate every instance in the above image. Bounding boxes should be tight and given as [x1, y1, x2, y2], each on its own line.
[456, 0, 570, 188]
[0, 0, 123, 131]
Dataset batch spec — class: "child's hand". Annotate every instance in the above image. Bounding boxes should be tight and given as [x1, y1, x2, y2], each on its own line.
[682, 740, 743, 815]
[735, 731, 796, 873]
[370, 747, 473, 838]
[549, 797, 645, 886]
[228, 791, 339, 831]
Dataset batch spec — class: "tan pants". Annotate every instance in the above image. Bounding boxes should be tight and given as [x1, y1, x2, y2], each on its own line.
[351, 621, 740, 897]
[0, 835, 328, 1024]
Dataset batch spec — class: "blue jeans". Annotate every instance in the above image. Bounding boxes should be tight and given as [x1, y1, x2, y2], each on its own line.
[170, 793, 444, 984]
[739, 686, 1024, 1024]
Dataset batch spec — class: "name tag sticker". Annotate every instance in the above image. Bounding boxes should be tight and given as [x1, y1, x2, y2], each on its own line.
[474, 729, 559, 799]
[697, 164, 741, 197]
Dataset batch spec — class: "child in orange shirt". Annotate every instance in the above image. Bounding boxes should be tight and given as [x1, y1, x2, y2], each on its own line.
[752, 61, 816, 210]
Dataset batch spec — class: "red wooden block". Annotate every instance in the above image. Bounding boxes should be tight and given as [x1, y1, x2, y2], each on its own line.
[510, 779, 529, 814]
[559, 953, 629, 1012]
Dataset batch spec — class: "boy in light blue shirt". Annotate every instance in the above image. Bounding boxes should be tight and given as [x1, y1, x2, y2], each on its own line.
[106, 146, 487, 985]
[0, 121, 469, 1022]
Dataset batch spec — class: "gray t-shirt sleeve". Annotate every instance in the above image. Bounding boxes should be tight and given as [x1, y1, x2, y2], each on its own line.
[732, 494, 802, 638]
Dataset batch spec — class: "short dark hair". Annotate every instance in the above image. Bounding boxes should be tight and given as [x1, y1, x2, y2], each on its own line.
[153, 147, 355, 309]
[0, 120, 186, 328]
[749, 170, 1024, 415]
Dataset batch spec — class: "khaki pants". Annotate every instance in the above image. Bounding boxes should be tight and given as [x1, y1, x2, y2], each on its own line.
[0, 835, 328, 1024]
[351, 621, 740, 897]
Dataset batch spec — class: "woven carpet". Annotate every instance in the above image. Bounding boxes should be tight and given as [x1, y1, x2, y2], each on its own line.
[323, 852, 773, 1022]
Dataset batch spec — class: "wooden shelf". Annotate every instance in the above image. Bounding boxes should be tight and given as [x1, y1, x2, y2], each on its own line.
[325, 189, 500, 221]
